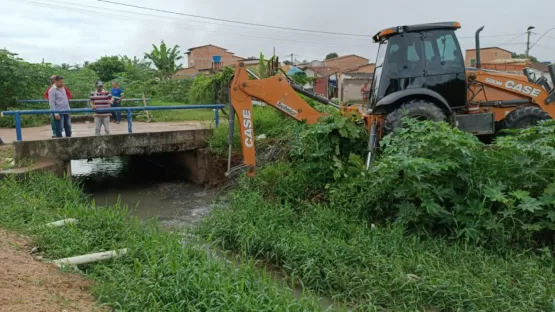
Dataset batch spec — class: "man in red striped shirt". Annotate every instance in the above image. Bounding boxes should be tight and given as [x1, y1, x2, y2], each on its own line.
[90, 81, 112, 136]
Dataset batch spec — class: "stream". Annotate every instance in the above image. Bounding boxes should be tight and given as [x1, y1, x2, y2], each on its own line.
[72, 156, 216, 229]
[72, 156, 347, 311]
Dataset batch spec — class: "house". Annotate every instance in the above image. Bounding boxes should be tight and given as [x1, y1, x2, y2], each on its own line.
[175, 44, 245, 78]
[346, 63, 375, 74]
[338, 66, 374, 103]
[465, 47, 512, 67]
[295, 56, 373, 99]
[480, 58, 528, 74]
[529, 62, 553, 87]
[323, 55, 370, 73]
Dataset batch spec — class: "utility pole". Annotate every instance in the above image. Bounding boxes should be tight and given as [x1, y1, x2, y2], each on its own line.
[526, 26, 535, 59]
[284, 53, 294, 64]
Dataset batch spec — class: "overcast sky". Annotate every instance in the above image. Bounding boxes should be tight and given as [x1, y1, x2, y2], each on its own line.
[1, 0, 554, 66]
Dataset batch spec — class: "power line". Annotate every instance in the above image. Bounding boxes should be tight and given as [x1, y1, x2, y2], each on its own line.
[15, 0, 376, 50]
[39, 0, 360, 42]
[97, 0, 372, 38]
[532, 32, 555, 40]
[458, 32, 525, 39]
[533, 43, 555, 50]
[489, 33, 527, 46]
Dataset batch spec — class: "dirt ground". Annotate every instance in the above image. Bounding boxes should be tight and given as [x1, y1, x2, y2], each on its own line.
[0, 229, 101, 312]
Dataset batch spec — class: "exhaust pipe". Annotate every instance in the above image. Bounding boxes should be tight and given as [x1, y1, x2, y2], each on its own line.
[549, 64, 555, 87]
[475, 26, 485, 69]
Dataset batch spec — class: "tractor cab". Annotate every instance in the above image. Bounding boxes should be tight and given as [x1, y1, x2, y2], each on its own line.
[368, 22, 466, 114]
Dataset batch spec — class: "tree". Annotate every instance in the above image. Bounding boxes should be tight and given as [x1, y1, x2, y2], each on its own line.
[0, 49, 50, 109]
[89, 56, 126, 82]
[119, 55, 154, 80]
[511, 52, 539, 63]
[144, 41, 183, 76]
[247, 56, 257, 60]
[283, 60, 293, 65]
[120, 55, 151, 70]
[325, 52, 338, 60]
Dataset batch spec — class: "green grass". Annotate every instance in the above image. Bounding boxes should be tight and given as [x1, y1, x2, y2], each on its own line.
[0, 173, 328, 311]
[199, 185, 555, 311]
[141, 100, 217, 122]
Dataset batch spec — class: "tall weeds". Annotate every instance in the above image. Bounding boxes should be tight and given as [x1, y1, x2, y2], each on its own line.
[200, 115, 555, 310]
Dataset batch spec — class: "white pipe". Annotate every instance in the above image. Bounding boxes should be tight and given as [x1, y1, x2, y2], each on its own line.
[52, 248, 128, 267]
[45, 218, 78, 227]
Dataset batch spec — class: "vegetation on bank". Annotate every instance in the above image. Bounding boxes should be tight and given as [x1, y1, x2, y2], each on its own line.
[0, 46, 234, 128]
[200, 109, 555, 310]
[0, 174, 329, 311]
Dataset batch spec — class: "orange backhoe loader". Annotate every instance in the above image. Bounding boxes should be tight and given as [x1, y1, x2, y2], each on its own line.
[226, 22, 555, 177]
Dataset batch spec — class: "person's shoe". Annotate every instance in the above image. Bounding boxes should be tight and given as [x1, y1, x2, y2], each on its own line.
[116, 121, 120, 124]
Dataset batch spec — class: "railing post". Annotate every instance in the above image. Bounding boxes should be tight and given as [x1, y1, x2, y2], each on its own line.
[15, 113, 22, 141]
[215, 108, 220, 128]
[127, 108, 132, 133]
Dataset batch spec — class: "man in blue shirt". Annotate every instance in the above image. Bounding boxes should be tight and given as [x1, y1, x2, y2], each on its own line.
[110, 81, 124, 124]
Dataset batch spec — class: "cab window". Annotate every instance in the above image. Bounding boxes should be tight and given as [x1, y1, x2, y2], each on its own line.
[386, 34, 423, 78]
[423, 31, 464, 74]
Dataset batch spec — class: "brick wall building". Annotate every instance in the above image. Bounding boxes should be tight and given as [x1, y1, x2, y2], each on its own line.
[186, 44, 244, 69]
[348, 63, 375, 73]
[324, 55, 370, 72]
[176, 44, 244, 77]
[465, 47, 512, 67]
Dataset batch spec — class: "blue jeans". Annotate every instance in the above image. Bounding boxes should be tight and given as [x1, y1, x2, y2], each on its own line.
[111, 102, 121, 122]
[53, 114, 72, 138]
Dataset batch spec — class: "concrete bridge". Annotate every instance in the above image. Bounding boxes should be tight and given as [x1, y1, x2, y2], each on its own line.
[1, 105, 227, 184]
[11, 128, 216, 184]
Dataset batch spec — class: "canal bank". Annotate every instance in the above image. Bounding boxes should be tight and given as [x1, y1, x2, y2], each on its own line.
[70, 156, 347, 311]
[0, 172, 327, 311]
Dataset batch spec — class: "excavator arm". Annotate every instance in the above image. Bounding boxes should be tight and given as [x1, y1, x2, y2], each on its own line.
[226, 62, 326, 177]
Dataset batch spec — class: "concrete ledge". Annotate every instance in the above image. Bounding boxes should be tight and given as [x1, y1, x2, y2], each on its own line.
[13, 129, 213, 163]
[0, 160, 61, 180]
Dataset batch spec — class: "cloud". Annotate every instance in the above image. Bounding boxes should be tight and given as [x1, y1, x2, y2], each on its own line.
[1, 0, 554, 66]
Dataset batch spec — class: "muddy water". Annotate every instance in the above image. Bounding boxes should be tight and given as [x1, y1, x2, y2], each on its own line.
[72, 156, 347, 311]
[72, 156, 215, 228]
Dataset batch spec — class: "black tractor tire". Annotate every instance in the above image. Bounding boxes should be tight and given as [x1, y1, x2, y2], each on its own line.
[500, 106, 551, 131]
[384, 100, 447, 134]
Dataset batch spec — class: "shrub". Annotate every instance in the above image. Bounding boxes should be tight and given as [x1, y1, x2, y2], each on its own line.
[326, 119, 555, 248]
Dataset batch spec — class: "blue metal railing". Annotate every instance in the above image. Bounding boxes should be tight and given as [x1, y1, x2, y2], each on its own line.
[17, 98, 151, 104]
[1, 105, 225, 141]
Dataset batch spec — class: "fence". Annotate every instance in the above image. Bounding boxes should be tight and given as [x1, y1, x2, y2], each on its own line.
[17, 98, 151, 104]
[1, 105, 225, 141]
[16, 98, 153, 118]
